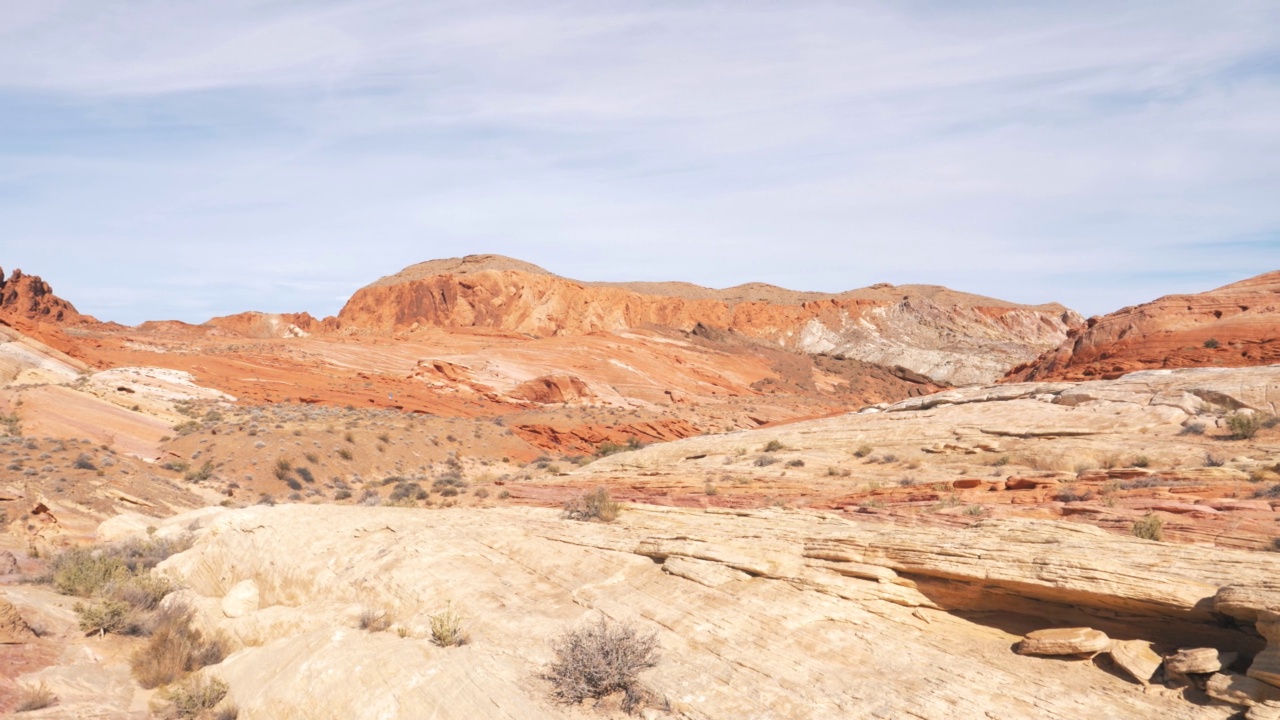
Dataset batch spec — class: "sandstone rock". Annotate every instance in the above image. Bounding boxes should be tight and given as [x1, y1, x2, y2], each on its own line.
[1010, 270, 1280, 381]
[1249, 610, 1280, 688]
[0, 550, 19, 575]
[1015, 627, 1110, 656]
[222, 579, 260, 618]
[1109, 639, 1163, 684]
[1166, 647, 1237, 674]
[1216, 585, 1280, 622]
[0, 597, 35, 643]
[1207, 673, 1280, 707]
[1250, 700, 1280, 720]
[1006, 476, 1060, 490]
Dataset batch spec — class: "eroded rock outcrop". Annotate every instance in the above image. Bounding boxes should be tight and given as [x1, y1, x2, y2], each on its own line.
[337, 255, 1081, 384]
[1010, 270, 1280, 381]
[121, 503, 1280, 719]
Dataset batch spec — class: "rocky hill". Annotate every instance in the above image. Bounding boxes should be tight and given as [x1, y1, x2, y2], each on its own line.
[1009, 271, 1280, 381]
[338, 255, 1082, 385]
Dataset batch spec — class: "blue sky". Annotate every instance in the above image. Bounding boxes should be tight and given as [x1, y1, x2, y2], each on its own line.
[1, 1, 1278, 324]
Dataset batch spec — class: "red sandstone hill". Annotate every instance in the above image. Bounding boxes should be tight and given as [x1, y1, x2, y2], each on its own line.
[0, 266, 94, 359]
[1007, 270, 1280, 381]
[337, 255, 1082, 385]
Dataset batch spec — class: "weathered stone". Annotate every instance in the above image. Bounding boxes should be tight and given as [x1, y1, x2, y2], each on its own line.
[1217, 585, 1280, 622]
[1015, 627, 1110, 656]
[221, 579, 260, 618]
[1249, 700, 1280, 720]
[1108, 639, 1162, 684]
[1250, 610, 1280, 688]
[0, 550, 18, 575]
[1166, 647, 1236, 674]
[0, 597, 35, 643]
[1207, 672, 1280, 707]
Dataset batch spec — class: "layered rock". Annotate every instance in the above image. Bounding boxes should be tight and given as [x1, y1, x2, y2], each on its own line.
[337, 255, 1081, 385]
[0, 267, 82, 325]
[126, 503, 1278, 719]
[1010, 271, 1280, 381]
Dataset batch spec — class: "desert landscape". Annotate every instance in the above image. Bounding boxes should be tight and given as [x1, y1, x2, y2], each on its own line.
[0, 257, 1278, 719]
[4, 3, 1279, 718]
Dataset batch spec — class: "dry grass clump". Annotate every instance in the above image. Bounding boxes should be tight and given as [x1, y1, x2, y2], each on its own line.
[359, 607, 392, 632]
[429, 602, 467, 647]
[159, 674, 232, 719]
[131, 603, 230, 689]
[1226, 412, 1264, 440]
[546, 617, 659, 713]
[14, 681, 58, 712]
[1131, 513, 1164, 542]
[49, 536, 186, 637]
[563, 487, 621, 522]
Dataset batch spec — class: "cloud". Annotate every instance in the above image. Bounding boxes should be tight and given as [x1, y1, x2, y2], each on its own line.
[1, 1, 1278, 323]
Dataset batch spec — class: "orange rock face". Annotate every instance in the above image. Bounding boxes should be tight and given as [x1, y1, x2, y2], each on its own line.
[1009, 271, 1280, 381]
[0, 267, 81, 324]
[337, 255, 1081, 385]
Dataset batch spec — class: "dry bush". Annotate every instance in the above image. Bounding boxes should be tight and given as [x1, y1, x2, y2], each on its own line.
[359, 608, 392, 632]
[14, 681, 57, 712]
[546, 617, 659, 713]
[1131, 513, 1164, 542]
[75, 598, 136, 636]
[429, 603, 467, 647]
[160, 674, 229, 719]
[50, 548, 128, 597]
[131, 604, 230, 689]
[562, 487, 621, 522]
[1227, 412, 1264, 440]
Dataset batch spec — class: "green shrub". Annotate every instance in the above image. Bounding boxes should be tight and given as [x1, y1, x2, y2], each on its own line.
[1227, 413, 1263, 440]
[75, 599, 134, 636]
[563, 488, 621, 522]
[50, 548, 128, 597]
[1131, 513, 1164, 541]
[546, 617, 659, 713]
[1203, 338, 1220, 349]
[184, 461, 214, 482]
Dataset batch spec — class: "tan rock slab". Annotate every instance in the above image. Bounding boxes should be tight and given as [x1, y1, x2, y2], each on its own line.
[1015, 627, 1110, 656]
[1166, 647, 1236, 674]
[1250, 700, 1280, 720]
[1108, 639, 1162, 684]
[222, 579, 260, 618]
[0, 597, 35, 643]
[1207, 673, 1280, 707]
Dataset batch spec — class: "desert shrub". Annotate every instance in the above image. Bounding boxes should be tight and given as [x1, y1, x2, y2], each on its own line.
[1054, 487, 1094, 503]
[72, 453, 97, 470]
[826, 466, 851, 477]
[429, 603, 467, 647]
[753, 455, 779, 467]
[284, 477, 302, 491]
[359, 608, 391, 632]
[388, 481, 427, 503]
[546, 617, 659, 713]
[474, 487, 489, 499]
[75, 598, 135, 636]
[1131, 514, 1164, 542]
[1133, 456, 1150, 468]
[762, 440, 785, 453]
[130, 604, 229, 688]
[1180, 421, 1206, 436]
[161, 674, 229, 719]
[703, 482, 718, 496]
[595, 441, 626, 457]
[563, 487, 621, 522]
[273, 458, 292, 480]
[14, 681, 57, 712]
[785, 459, 805, 468]
[853, 444, 873, 458]
[963, 505, 988, 517]
[50, 548, 128, 597]
[106, 572, 174, 612]
[0, 413, 21, 437]
[336, 448, 353, 461]
[1204, 452, 1227, 468]
[334, 488, 352, 501]
[303, 452, 319, 464]
[1253, 484, 1280, 499]
[295, 467, 315, 484]
[173, 421, 200, 436]
[184, 461, 214, 482]
[1203, 338, 1220, 349]
[1227, 413, 1264, 440]
[993, 455, 1010, 467]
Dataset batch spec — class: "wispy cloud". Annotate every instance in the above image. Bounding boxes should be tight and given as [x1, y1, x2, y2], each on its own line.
[1, 1, 1277, 323]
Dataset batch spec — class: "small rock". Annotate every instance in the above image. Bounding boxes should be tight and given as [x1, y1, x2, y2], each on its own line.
[222, 579, 261, 618]
[1207, 673, 1280, 707]
[1167, 647, 1237, 674]
[1250, 700, 1280, 720]
[1015, 627, 1110, 656]
[952, 478, 984, 489]
[1109, 640, 1162, 684]
[0, 551, 19, 575]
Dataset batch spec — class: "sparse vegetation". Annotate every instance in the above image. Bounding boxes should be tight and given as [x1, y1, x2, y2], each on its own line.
[563, 487, 621, 522]
[130, 603, 230, 688]
[753, 455, 779, 467]
[785, 459, 805, 468]
[1203, 338, 1220, 349]
[359, 607, 392, 632]
[429, 602, 467, 647]
[273, 457, 292, 480]
[14, 681, 57, 712]
[546, 617, 659, 713]
[1131, 513, 1164, 541]
[1180, 421, 1206, 436]
[762, 439, 785, 453]
[1226, 412, 1264, 440]
[72, 452, 97, 470]
[160, 674, 230, 719]
[853, 444, 873, 458]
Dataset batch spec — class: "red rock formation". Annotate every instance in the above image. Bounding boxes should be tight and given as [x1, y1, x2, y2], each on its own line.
[338, 255, 1081, 385]
[1009, 271, 1280, 381]
[204, 312, 335, 338]
[0, 267, 82, 324]
[512, 419, 702, 454]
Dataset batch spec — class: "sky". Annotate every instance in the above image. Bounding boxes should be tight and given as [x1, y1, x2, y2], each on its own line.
[1, 1, 1278, 324]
